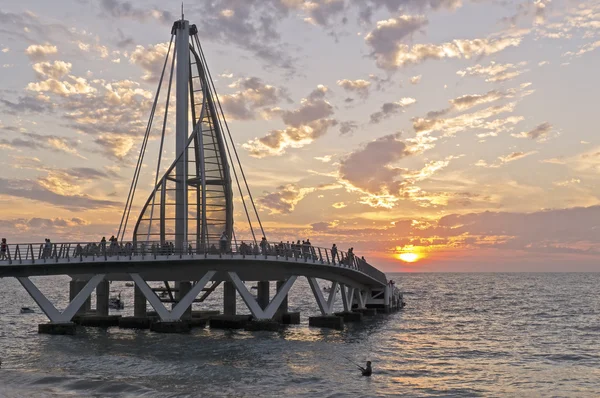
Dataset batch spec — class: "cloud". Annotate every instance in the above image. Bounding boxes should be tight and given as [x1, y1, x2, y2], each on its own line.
[410, 75, 422, 84]
[422, 206, 600, 254]
[563, 40, 600, 57]
[0, 177, 118, 210]
[370, 98, 416, 123]
[512, 122, 552, 140]
[354, 0, 464, 23]
[413, 84, 533, 139]
[0, 133, 83, 158]
[32, 60, 72, 79]
[258, 184, 316, 214]
[369, 34, 523, 70]
[336, 79, 371, 99]
[98, 0, 173, 24]
[17, 60, 157, 160]
[24, 44, 58, 61]
[301, 0, 346, 26]
[0, 95, 54, 114]
[129, 42, 170, 82]
[339, 133, 411, 207]
[243, 86, 337, 157]
[456, 61, 527, 83]
[339, 121, 358, 135]
[414, 102, 517, 137]
[220, 77, 289, 120]
[26, 76, 96, 96]
[477, 151, 537, 168]
[315, 155, 332, 163]
[364, 15, 428, 69]
[449, 90, 513, 112]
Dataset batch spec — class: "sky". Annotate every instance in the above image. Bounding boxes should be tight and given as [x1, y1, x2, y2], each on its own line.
[0, 0, 599, 272]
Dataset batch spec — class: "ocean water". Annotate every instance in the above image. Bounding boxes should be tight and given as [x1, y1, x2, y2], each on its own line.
[0, 273, 599, 397]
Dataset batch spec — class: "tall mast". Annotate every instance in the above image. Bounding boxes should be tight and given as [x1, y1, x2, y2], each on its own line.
[174, 17, 189, 251]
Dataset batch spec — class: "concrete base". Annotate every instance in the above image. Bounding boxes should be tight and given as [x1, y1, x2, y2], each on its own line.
[309, 315, 344, 330]
[79, 315, 121, 327]
[279, 312, 301, 325]
[189, 318, 208, 328]
[38, 322, 76, 335]
[119, 316, 151, 329]
[192, 310, 220, 318]
[353, 308, 377, 316]
[335, 311, 363, 322]
[209, 315, 252, 329]
[245, 320, 281, 332]
[150, 321, 191, 333]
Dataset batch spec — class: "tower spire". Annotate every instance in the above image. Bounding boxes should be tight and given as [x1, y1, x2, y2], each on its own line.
[181, 3, 184, 20]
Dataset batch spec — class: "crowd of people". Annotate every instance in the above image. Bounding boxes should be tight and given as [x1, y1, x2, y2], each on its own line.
[0, 234, 372, 273]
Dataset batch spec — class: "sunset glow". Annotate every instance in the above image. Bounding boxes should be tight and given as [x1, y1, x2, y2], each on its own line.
[0, 1, 599, 272]
[398, 253, 420, 263]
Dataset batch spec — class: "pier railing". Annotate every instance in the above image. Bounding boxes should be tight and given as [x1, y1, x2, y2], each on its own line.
[0, 241, 387, 285]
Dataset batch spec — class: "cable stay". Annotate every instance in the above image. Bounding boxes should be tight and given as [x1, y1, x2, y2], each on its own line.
[117, 20, 266, 254]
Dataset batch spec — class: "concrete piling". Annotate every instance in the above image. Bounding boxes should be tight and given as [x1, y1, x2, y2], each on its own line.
[352, 308, 377, 316]
[79, 315, 121, 327]
[177, 281, 192, 319]
[335, 311, 363, 322]
[118, 316, 151, 329]
[309, 315, 344, 330]
[223, 281, 236, 316]
[150, 321, 191, 333]
[275, 280, 288, 319]
[38, 322, 76, 335]
[133, 284, 147, 318]
[209, 315, 252, 329]
[69, 280, 91, 315]
[96, 280, 109, 316]
[257, 281, 270, 309]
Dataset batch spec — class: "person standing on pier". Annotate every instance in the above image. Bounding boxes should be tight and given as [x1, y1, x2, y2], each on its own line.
[260, 236, 268, 255]
[331, 243, 338, 264]
[219, 231, 228, 254]
[0, 238, 7, 260]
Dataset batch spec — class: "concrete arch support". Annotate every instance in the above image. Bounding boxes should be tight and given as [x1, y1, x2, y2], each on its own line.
[227, 272, 297, 320]
[17, 274, 105, 323]
[340, 284, 355, 312]
[307, 278, 338, 315]
[130, 271, 216, 321]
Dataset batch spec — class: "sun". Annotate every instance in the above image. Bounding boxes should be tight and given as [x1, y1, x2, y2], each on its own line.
[398, 252, 419, 263]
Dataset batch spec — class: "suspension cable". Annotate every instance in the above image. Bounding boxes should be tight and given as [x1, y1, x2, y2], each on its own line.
[118, 34, 174, 242]
[146, 41, 177, 242]
[193, 34, 259, 245]
[194, 36, 267, 241]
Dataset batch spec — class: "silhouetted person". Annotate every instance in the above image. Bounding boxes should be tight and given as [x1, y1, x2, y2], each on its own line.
[0, 238, 7, 260]
[219, 231, 228, 253]
[359, 361, 372, 376]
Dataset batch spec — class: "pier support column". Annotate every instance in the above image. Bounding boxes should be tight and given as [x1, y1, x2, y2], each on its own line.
[223, 281, 236, 315]
[69, 280, 91, 314]
[134, 284, 147, 317]
[257, 281, 270, 310]
[96, 280, 109, 316]
[275, 280, 288, 318]
[178, 281, 193, 319]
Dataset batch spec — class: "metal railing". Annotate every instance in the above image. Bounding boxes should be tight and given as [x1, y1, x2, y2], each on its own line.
[0, 241, 387, 285]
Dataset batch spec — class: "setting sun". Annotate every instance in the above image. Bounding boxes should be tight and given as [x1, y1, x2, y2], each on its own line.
[398, 252, 419, 263]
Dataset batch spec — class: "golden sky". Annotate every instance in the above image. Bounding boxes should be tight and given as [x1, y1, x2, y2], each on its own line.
[0, 0, 599, 271]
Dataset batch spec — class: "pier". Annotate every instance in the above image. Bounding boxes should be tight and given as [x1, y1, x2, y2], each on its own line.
[0, 16, 403, 334]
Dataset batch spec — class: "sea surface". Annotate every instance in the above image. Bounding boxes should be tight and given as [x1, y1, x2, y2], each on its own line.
[0, 273, 599, 397]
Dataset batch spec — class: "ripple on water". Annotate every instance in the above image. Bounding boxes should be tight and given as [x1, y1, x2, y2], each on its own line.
[1, 273, 600, 397]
